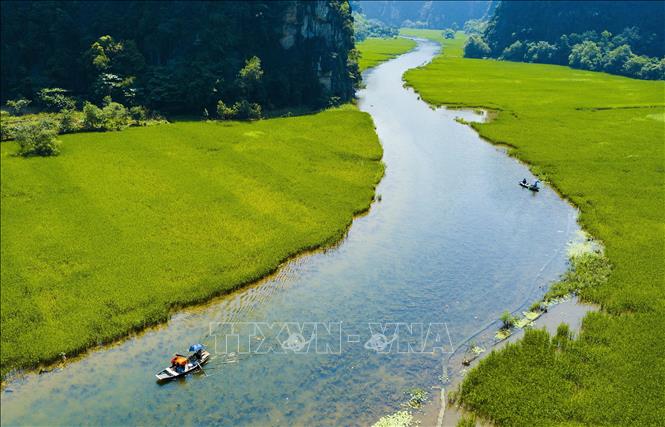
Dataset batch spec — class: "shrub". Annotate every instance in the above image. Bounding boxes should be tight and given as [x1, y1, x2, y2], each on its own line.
[443, 29, 456, 39]
[6, 98, 31, 116]
[464, 35, 491, 59]
[1, 120, 11, 141]
[14, 120, 61, 157]
[216, 100, 237, 120]
[217, 99, 261, 120]
[501, 41, 526, 61]
[129, 106, 147, 124]
[83, 102, 104, 130]
[37, 88, 76, 112]
[101, 101, 129, 130]
[59, 109, 78, 133]
[234, 100, 262, 120]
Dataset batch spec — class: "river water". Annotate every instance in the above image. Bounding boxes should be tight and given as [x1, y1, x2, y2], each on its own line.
[1, 39, 579, 426]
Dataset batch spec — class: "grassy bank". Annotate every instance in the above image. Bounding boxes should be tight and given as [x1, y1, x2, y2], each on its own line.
[402, 29, 665, 425]
[356, 37, 417, 72]
[0, 105, 384, 377]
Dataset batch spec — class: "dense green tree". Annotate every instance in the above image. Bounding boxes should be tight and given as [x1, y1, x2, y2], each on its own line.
[463, 18, 488, 36]
[484, 1, 664, 58]
[237, 56, 265, 104]
[6, 98, 31, 115]
[37, 88, 75, 112]
[1, 1, 358, 114]
[603, 44, 632, 74]
[464, 35, 491, 59]
[500, 40, 525, 61]
[569, 41, 603, 71]
[524, 41, 557, 64]
[352, 12, 397, 41]
[477, 1, 665, 80]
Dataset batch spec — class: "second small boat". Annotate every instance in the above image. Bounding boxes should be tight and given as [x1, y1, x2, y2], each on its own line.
[519, 179, 540, 192]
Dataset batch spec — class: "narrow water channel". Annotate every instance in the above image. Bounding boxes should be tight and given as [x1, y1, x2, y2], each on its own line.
[1, 39, 579, 426]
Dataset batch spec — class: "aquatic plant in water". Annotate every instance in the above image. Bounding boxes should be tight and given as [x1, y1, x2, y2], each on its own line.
[372, 410, 414, 427]
[406, 387, 429, 409]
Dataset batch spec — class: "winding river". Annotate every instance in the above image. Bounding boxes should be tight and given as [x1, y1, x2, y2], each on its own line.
[1, 39, 579, 426]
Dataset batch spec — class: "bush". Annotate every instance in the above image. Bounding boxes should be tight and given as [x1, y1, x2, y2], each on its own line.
[14, 120, 61, 157]
[234, 100, 262, 120]
[102, 101, 129, 130]
[216, 100, 237, 120]
[443, 29, 456, 40]
[1, 120, 11, 141]
[217, 99, 261, 120]
[6, 98, 31, 116]
[37, 88, 76, 112]
[59, 109, 78, 133]
[464, 35, 491, 59]
[129, 106, 147, 124]
[83, 102, 104, 130]
[501, 41, 526, 61]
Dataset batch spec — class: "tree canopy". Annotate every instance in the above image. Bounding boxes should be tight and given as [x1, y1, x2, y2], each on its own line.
[1, 1, 358, 114]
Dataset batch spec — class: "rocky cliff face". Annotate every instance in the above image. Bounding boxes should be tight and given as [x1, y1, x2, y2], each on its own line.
[280, 1, 358, 103]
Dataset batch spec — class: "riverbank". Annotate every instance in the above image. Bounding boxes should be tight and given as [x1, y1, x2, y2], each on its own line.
[402, 29, 665, 425]
[0, 105, 384, 379]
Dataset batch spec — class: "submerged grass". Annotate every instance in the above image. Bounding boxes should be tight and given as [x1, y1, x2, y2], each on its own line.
[402, 29, 665, 425]
[0, 105, 384, 377]
[357, 37, 417, 72]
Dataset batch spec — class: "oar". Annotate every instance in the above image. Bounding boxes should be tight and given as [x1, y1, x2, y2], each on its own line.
[196, 361, 208, 377]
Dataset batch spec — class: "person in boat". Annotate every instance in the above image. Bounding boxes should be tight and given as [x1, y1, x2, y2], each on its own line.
[522, 178, 528, 185]
[170, 355, 187, 373]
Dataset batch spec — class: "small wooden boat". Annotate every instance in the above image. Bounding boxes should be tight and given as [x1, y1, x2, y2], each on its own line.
[519, 181, 540, 192]
[156, 348, 210, 381]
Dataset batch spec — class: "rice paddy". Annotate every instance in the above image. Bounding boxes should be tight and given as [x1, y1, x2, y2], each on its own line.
[0, 105, 384, 377]
[356, 37, 417, 72]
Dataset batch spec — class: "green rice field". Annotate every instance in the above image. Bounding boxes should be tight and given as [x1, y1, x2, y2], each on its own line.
[356, 37, 417, 72]
[402, 29, 665, 425]
[0, 105, 384, 377]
